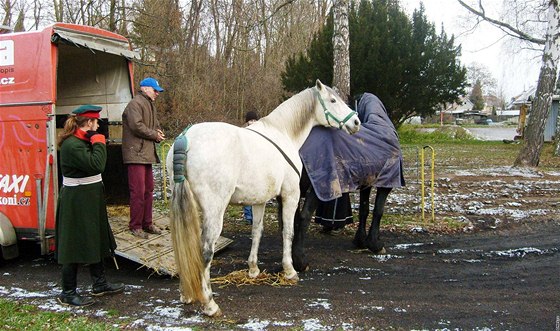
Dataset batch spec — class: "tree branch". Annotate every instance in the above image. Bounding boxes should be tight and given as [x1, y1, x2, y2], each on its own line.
[456, 0, 546, 45]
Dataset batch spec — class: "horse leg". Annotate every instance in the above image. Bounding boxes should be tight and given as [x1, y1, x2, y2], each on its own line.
[365, 187, 392, 254]
[280, 193, 300, 281]
[247, 203, 266, 278]
[293, 191, 320, 272]
[353, 186, 372, 249]
[198, 209, 226, 317]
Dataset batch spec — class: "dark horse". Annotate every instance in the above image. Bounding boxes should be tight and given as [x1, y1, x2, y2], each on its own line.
[291, 93, 405, 272]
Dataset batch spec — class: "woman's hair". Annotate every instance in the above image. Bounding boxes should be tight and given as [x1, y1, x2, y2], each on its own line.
[57, 115, 91, 147]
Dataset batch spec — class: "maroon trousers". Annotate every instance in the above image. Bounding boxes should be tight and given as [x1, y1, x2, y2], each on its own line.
[127, 164, 154, 230]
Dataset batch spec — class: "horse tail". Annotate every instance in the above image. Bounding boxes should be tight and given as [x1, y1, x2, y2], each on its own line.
[170, 134, 204, 302]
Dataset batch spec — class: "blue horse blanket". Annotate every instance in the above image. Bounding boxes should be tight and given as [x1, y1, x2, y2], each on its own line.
[300, 93, 405, 201]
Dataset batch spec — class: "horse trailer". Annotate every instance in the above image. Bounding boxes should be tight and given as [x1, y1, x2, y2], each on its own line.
[0, 23, 137, 260]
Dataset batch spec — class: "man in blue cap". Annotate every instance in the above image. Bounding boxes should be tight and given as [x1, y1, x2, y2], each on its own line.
[122, 77, 166, 239]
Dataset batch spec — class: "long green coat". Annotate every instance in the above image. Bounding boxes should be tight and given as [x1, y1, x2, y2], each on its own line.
[55, 134, 116, 264]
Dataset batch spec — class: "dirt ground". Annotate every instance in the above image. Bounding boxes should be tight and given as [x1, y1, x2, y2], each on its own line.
[1, 165, 559, 330]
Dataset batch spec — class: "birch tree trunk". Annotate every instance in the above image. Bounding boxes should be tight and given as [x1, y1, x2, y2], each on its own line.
[332, 0, 350, 103]
[514, 1, 560, 167]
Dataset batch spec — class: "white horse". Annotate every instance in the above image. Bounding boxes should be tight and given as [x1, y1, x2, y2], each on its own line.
[168, 79, 360, 316]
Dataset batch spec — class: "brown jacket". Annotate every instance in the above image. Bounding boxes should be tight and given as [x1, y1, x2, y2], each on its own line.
[122, 91, 161, 164]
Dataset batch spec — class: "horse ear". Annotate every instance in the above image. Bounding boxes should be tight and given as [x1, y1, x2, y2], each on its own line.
[315, 79, 324, 91]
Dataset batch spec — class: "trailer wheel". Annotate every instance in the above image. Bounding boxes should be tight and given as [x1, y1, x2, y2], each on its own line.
[0, 213, 19, 261]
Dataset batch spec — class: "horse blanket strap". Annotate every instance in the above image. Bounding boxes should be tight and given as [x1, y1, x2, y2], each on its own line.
[63, 174, 102, 186]
[246, 128, 301, 178]
[173, 134, 189, 183]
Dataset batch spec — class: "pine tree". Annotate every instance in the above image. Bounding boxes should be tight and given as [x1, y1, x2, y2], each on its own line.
[469, 80, 485, 110]
[281, 0, 467, 127]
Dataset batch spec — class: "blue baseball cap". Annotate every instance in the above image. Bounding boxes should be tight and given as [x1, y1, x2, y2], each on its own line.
[139, 77, 164, 92]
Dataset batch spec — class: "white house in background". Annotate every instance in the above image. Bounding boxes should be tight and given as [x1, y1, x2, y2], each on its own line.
[506, 86, 537, 111]
[444, 97, 473, 115]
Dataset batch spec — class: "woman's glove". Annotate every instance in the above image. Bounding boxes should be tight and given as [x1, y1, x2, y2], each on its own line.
[86, 130, 106, 145]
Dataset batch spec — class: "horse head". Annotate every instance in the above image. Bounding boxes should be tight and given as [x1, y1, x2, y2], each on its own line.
[313, 79, 361, 134]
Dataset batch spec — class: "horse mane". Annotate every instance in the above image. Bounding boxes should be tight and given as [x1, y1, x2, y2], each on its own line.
[260, 88, 316, 139]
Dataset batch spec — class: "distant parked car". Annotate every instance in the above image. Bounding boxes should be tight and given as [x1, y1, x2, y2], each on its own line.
[475, 118, 493, 125]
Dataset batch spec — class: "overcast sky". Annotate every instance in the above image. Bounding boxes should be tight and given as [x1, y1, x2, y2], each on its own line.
[400, 0, 542, 100]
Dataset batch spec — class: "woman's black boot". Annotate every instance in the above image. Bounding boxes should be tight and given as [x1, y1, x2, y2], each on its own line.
[90, 262, 124, 296]
[58, 264, 94, 307]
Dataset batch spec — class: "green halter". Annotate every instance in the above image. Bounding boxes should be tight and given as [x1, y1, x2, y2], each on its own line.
[313, 87, 357, 129]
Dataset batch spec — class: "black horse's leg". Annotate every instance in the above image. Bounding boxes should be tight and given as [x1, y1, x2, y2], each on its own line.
[365, 187, 392, 254]
[292, 170, 319, 272]
[353, 186, 372, 249]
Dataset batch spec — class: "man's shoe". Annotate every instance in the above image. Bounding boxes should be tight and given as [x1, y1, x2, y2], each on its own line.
[143, 225, 162, 235]
[91, 282, 125, 297]
[58, 290, 95, 307]
[131, 228, 148, 239]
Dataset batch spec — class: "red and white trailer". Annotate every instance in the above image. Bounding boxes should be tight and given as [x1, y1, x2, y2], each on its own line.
[0, 23, 137, 259]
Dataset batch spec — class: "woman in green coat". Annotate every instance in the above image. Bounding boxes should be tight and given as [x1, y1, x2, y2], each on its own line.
[56, 104, 124, 307]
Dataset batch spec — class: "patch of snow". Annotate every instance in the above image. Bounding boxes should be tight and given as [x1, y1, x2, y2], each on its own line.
[153, 306, 183, 319]
[307, 298, 331, 310]
[487, 247, 545, 258]
[271, 321, 294, 327]
[437, 249, 467, 254]
[370, 254, 403, 262]
[240, 319, 270, 330]
[393, 242, 432, 250]
[341, 322, 354, 330]
[302, 318, 330, 331]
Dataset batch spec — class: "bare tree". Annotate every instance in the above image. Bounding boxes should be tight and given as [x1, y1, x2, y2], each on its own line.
[457, 0, 560, 167]
[332, 0, 350, 102]
[1, 0, 14, 31]
[8, 0, 336, 135]
[466, 62, 497, 96]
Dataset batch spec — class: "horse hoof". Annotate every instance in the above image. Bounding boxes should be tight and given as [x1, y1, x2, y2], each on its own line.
[353, 238, 366, 249]
[284, 271, 299, 283]
[248, 268, 260, 278]
[202, 301, 221, 317]
[378, 247, 387, 255]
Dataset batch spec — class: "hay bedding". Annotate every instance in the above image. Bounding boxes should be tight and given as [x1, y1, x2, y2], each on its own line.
[211, 269, 298, 288]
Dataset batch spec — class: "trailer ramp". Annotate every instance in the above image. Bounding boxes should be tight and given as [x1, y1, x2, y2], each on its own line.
[109, 213, 233, 276]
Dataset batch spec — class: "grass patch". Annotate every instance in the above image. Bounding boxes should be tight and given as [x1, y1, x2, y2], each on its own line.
[398, 124, 477, 144]
[0, 298, 122, 330]
[382, 214, 466, 233]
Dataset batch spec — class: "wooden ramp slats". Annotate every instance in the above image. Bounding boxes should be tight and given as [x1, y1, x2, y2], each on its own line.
[109, 213, 233, 276]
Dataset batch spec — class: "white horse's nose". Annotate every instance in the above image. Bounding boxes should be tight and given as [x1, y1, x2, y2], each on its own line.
[346, 116, 361, 134]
